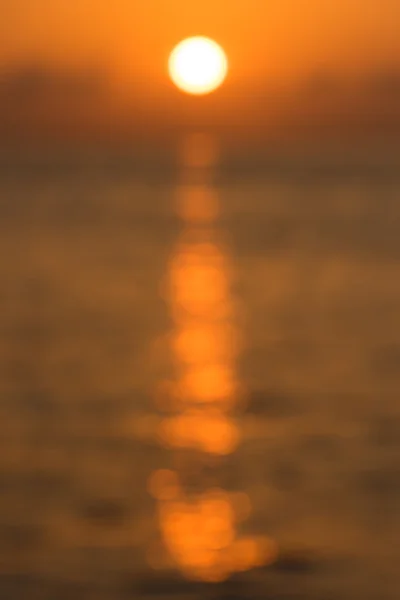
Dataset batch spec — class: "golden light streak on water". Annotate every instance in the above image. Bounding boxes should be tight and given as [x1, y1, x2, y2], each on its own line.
[148, 134, 276, 581]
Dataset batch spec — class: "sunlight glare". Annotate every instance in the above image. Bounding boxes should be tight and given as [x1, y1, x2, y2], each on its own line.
[169, 37, 228, 95]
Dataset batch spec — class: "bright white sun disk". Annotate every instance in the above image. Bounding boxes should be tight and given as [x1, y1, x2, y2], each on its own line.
[169, 37, 228, 95]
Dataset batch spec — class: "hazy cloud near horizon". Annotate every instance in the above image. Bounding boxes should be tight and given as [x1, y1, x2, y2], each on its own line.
[1, 62, 400, 144]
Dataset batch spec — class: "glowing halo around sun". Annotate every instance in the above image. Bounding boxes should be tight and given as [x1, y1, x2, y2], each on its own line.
[169, 36, 228, 95]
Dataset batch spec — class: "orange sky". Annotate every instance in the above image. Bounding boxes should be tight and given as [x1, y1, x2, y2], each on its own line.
[1, 1, 400, 145]
[2, 0, 400, 89]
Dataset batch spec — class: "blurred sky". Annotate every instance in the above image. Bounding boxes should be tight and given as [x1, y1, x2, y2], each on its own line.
[1, 1, 400, 145]
[2, 1, 400, 79]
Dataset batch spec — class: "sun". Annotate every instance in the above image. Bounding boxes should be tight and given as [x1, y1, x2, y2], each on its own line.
[169, 36, 228, 96]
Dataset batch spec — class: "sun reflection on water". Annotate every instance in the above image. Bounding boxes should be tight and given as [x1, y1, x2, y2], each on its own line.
[148, 135, 276, 581]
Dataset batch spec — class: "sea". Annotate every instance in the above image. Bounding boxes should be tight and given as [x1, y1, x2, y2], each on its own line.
[0, 149, 399, 599]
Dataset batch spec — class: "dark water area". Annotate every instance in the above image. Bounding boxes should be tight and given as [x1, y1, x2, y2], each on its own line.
[0, 162, 399, 598]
